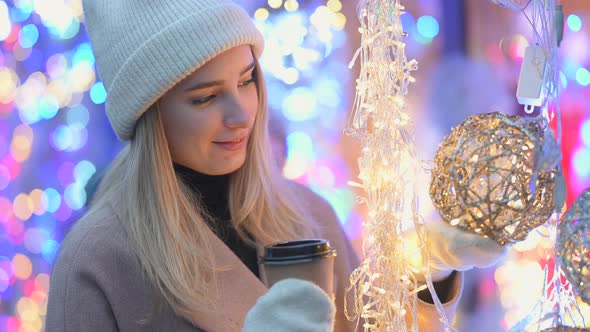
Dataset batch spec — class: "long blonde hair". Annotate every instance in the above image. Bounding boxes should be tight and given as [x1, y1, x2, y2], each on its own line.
[88, 59, 318, 319]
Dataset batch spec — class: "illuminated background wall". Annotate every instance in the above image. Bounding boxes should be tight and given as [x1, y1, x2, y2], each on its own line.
[0, 0, 588, 331]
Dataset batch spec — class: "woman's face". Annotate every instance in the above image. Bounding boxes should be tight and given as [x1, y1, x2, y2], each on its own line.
[160, 45, 259, 175]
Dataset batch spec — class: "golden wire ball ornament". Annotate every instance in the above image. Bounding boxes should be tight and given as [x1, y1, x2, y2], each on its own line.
[429, 112, 557, 246]
[557, 189, 590, 305]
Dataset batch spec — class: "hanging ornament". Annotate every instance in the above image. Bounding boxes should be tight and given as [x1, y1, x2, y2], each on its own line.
[487, 1, 581, 331]
[557, 189, 590, 305]
[430, 112, 557, 246]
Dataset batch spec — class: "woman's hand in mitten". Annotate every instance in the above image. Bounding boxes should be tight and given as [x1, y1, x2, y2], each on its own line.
[404, 221, 508, 282]
[242, 278, 335, 332]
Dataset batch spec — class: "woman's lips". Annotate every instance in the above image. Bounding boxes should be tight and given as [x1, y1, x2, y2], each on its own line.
[213, 137, 246, 151]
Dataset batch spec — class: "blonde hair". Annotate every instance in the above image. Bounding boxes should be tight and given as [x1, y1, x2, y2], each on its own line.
[89, 58, 318, 320]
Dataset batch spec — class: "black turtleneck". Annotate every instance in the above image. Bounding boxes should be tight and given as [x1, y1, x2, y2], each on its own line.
[174, 163, 259, 278]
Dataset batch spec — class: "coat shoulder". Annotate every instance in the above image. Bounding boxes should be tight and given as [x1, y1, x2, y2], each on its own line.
[287, 180, 339, 227]
[46, 204, 150, 331]
[55, 204, 134, 272]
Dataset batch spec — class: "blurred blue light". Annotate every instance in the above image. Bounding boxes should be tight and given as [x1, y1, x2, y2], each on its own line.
[572, 148, 590, 177]
[400, 11, 415, 33]
[581, 119, 590, 147]
[14, 0, 34, 13]
[413, 31, 433, 45]
[559, 71, 568, 91]
[41, 240, 60, 264]
[44, 188, 61, 213]
[313, 79, 341, 108]
[65, 124, 88, 152]
[64, 18, 81, 39]
[9, 5, 32, 22]
[416, 15, 439, 39]
[65, 182, 86, 210]
[266, 81, 288, 111]
[39, 96, 60, 120]
[282, 87, 318, 122]
[67, 104, 90, 126]
[332, 28, 346, 49]
[74, 160, 96, 185]
[24, 227, 49, 254]
[562, 59, 579, 80]
[286, 131, 314, 160]
[73, 42, 95, 66]
[52, 125, 73, 151]
[567, 14, 582, 32]
[18, 24, 38, 48]
[576, 68, 590, 86]
[90, 81, 107, 104]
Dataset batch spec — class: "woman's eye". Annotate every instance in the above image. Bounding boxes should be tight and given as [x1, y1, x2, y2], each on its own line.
[191, 95, 215, 106]
[239, 77, 256, 87]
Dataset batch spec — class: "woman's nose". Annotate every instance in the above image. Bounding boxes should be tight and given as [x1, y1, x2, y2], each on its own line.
[223, 96, 251, 128]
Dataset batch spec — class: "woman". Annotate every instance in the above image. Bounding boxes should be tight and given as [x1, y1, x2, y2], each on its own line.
[46, 0, 505, 331]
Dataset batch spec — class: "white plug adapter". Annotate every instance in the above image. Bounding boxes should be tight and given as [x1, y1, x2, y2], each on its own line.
[516, 46, 548, 113]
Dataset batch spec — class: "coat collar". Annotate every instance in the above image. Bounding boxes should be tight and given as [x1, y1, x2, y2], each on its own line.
[108, 198, 268, 332]
[189, 223, 268, 332]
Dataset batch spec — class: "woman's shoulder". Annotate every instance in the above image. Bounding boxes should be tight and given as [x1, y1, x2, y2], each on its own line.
[46, 203, 184, 331]
[286, 180, 337, 218]
[285, 180, 346, 240]
[52, 203, 138, 279]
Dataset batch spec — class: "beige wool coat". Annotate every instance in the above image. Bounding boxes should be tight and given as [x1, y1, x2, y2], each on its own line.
[45, 183, 463, 331]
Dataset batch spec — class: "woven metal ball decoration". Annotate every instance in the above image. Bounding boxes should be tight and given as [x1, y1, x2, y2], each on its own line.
[430, 112, 556, 246]
[557, 189, 590, 305]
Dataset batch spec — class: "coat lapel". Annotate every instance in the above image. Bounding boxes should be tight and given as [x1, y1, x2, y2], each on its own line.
[191, 225, 268, 332]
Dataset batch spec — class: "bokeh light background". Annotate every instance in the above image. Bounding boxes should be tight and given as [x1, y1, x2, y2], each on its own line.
[0, 0, 588, 331]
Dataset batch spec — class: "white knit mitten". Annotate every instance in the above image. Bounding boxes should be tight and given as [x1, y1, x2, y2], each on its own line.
[405, 221, 508, 281]
[242, 278, 335, 332]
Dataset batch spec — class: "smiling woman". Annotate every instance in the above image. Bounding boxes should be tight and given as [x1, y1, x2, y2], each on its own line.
[159, 46, 259, 175]
[43, 0, 475, 331]
[43, 0, 345, 330]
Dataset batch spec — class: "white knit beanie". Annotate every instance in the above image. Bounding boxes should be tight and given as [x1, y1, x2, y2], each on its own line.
[82, 0, 265, 141]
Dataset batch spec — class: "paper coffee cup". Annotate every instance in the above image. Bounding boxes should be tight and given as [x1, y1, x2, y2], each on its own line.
[260, 239, 337, 298]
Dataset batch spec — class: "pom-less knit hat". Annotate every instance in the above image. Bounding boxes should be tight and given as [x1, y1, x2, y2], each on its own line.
[82, 0, 264, 141]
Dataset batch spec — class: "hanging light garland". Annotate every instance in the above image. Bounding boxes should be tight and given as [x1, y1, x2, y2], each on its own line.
[344, 1, 452, 330]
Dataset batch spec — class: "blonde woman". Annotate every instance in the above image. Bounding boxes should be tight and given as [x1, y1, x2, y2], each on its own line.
[46, 0, 506, 331]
